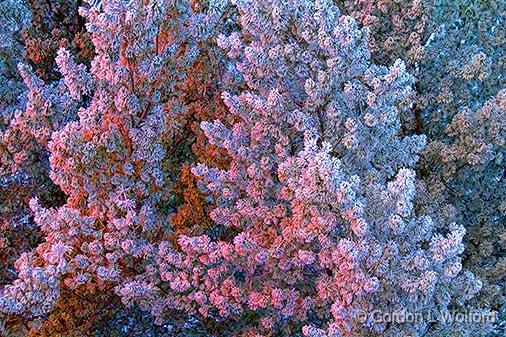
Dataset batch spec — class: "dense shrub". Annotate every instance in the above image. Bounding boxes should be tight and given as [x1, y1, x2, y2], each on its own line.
[0, 0, 503, 336]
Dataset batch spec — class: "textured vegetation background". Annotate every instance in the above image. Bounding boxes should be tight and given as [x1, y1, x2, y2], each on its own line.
[0, 0, 504, 336]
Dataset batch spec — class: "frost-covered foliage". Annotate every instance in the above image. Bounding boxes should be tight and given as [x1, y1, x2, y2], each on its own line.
[0, 22, 84, 294]
[339, 0, 505, 134]
[21, 0, 94, 80]
[175, 1, 490, 336]
[0, 0, 72, 293]
[0, 0, 503, 336]
[340, 0, 505, 330]
[0, 0, 93, 293]
[0, 0, 227, 326]
[336, 0, 428, 66]
[416, 0, 505, 136]
[419, 90, 506, 330]
[0, 0, 30, 120]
